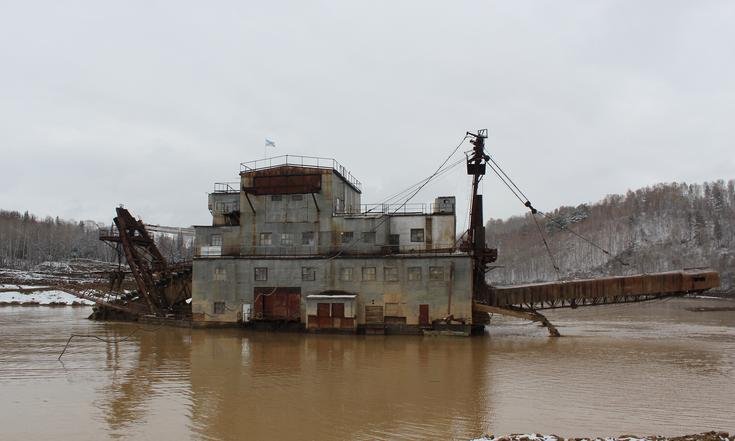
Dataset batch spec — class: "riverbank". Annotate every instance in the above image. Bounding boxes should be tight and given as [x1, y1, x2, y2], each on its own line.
[0, 289, 94, 306]
[474, 432, 733, 441]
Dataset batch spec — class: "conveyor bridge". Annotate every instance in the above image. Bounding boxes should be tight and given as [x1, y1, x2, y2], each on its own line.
[473, 270, 721, 336]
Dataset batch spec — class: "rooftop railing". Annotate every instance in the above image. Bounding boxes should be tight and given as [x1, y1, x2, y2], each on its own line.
[213, 182, 240, 193]
[240, 155, 362, 191]
[358, 203, 437, 215]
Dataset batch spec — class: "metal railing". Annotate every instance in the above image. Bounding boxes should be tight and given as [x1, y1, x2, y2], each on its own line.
[213, 182, 240, 193]
[358, 203, 438, 215]
[99, 226, 119, 239]
[210, 201, 240, 214]
[240, 155, 362, 191]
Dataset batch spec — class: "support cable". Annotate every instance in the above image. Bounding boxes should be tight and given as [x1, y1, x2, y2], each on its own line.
[386, 135, 468, 216]
[325, 135, 469, 261]
[485, 156, 629, 268]
[368, 157, 465, 210]
[531, 212, 561, 280]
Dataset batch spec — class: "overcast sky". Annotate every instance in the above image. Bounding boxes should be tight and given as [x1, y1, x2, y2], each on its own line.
[1, 1, 733, 231]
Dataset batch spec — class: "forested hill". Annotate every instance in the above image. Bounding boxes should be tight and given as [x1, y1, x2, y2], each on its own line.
[0, 210, 192, 270]
[486, 180, 735, 293]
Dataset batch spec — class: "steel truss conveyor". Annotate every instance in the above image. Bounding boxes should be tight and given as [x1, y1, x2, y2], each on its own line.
[473, 270, 720, 336]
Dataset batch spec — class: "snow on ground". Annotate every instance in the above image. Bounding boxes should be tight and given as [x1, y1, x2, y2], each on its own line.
[0, 284, 51, 290]
[0, 290, 94, 306]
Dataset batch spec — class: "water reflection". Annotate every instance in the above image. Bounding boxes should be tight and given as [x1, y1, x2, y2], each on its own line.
[186, 332, 492, 440]
[0, 297, 734, 440]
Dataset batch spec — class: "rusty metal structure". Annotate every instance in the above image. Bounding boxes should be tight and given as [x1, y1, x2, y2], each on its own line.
[92, 207, 192, 319]
[462, 129, 721, 335]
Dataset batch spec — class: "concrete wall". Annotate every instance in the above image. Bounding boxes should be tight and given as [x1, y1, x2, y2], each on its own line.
[194, 226, 240, 256]
[208, 193, 240, 226]
[388, 214, 456, 251]
[192, 254, 473, 326]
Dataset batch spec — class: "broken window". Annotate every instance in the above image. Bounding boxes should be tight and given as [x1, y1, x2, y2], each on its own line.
[384, 267, 399, 282]
[361, 231, 376, 244]
[271, 195, 282, 201]
[408, 267, 422, 281]
[410, 228, 425, 242]
[214, 302, 226, 314]
[254, 267, 268, 281]
[429, 266, 445, 281]
[259, 232, 272, 246]
[341, 231, 354, 244]
[280, 233, 294, 246]
[292, 194, 303, 201]
[335, 197, 344, 213]
[214, 267, 226, 281]
[302, 267, 316, 281]
[301, 231, 315, 245]
[362, 267, 376, 281]
[210, 234, 222, 246]
[339, 267, 353, 281]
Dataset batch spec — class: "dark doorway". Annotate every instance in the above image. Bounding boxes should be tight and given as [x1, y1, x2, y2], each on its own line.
[419, 304, 429, 326]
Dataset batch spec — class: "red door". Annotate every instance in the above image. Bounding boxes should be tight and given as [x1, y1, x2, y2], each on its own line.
[254, 287, 301, 321]
[317, 303, 332, 328]
[331, 303, 345, 318]
[419, 304, 429, 326]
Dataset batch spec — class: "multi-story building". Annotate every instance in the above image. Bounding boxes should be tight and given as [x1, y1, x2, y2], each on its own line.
[192, 155, 476, 334]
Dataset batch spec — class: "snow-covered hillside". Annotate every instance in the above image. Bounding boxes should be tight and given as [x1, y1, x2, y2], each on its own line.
[486, 180, 735, 292]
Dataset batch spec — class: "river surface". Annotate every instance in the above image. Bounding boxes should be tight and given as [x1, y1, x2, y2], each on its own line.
[0, 298, 734, 440]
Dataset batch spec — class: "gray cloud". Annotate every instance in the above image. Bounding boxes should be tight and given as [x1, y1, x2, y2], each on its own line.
[1, 1, 733, 231]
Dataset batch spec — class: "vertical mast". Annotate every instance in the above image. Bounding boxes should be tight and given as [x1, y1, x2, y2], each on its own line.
[464, 129, 498, 302]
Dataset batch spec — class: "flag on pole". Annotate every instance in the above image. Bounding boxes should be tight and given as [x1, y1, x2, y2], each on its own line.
[265, 138, 276, 148]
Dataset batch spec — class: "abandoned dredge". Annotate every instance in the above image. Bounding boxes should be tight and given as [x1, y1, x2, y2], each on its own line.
[83, 131, 720, 336]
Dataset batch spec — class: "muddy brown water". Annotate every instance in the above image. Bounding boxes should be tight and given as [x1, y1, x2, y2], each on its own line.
[0, 298, 734, 440]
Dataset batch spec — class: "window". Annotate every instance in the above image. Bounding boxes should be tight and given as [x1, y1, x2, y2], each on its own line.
[302, 267, 316, 281]
[213, 302, 225, 314]
[254, 267, 268, 281]
[259, 232, 272, 246]
[335, 197, 344, 212]
[384, 267, 399, 282]
[301, 231, 315, 245]
[410, 228, 425, 242]
[214, 268, 226, 281]
[341, 231, 354, 244]
[361, 231, 376, 244]
[362, 267, 376, 281]
[210, 234, 222, 247]
[339, 267, 353, 281]
[280, 233, 294, 246]
[408, 267, 422, 281]
[429, 266, 445, 281]
[271, 195, 282, 201]
[292, 194, 303, 201]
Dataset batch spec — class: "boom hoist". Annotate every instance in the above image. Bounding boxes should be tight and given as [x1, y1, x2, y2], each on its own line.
[462, 130, 720, 336]
[96, 207, 192, 318]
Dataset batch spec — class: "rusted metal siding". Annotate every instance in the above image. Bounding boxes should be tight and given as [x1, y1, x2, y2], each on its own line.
[306, 297, 356, 330]
[253, 287, 301, 321]
[492, 270, 720, 308]
[246, 173, 322, 195]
